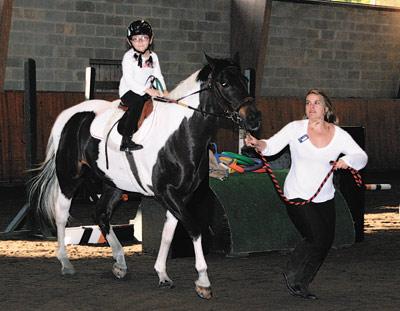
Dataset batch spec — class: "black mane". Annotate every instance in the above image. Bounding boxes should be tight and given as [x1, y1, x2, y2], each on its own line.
[197, 64, 212, 82]
[196, 57, 240, 82]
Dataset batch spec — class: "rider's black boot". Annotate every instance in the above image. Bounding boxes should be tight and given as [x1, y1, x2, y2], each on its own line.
[120, 136, 143, 151]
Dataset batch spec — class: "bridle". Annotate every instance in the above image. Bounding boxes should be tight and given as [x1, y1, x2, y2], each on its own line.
[154, 69, 254, 127]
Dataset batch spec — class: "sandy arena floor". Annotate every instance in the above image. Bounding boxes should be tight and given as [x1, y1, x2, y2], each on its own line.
[0, 172, 399, 310]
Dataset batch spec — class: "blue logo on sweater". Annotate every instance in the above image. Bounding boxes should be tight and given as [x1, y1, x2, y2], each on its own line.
[298, 134, 309, 143]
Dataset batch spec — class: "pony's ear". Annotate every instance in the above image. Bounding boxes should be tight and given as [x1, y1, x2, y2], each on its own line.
[204, 53, 216, 71]
[233, 52, 240, 67]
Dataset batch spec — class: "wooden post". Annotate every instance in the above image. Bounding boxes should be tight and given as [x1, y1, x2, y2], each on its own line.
[23, 59, 52, 237]
[231, 0, 272, 98]
[24, 58, 37, 170]
[255, 2, 272, 98]
[1, 58, 42, 237]
[0, 0, 13, 92]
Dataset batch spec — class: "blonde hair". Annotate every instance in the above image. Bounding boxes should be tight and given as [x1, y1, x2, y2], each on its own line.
[305, 89, 337, 124]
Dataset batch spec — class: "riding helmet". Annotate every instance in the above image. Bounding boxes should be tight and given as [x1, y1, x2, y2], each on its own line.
[127, 20, 153, 39]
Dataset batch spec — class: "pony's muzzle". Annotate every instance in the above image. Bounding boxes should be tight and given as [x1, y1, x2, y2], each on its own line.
[239, 104, 261, 132]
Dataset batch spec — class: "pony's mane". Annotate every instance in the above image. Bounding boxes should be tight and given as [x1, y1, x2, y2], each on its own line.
[197, 64, 212, 82]
[196, 58, 240, 82]
[168, 57, 240, 100]
[169, 70, 201, 100]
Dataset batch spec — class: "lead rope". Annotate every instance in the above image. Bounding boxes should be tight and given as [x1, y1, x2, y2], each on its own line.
[261, 157, 364, 206]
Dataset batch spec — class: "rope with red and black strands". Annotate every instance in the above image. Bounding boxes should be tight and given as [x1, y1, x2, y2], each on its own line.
[261, 157, 364, 206]
[347, 165, 364, 188]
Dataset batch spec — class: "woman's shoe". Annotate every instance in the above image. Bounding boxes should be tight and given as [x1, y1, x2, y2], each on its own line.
[283, 273, 318, 300]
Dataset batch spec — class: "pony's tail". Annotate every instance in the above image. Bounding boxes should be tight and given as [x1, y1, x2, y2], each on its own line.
[28, 135, 59, 229]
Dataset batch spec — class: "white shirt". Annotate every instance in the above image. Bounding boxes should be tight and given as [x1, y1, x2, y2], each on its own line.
[119, 49, 166, 97]
[261, 120, 368, 202]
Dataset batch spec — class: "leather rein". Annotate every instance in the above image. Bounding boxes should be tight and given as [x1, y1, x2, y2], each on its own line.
[154, 78, 253, 127]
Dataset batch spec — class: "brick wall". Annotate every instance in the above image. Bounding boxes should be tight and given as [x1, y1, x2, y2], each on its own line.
[262, 1, 400, 98]
[4, 0, 230, 92]
[6, 1, 400, 98]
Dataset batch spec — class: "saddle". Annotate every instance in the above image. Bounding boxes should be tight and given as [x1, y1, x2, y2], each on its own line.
[90, 99, 154, 143]
[118, 99, 153, 129]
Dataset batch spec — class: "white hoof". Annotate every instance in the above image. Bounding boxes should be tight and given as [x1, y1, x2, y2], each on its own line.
[61, 266, 76, 275]
[112, 263, 127, 279]
[195, 284, 213, 300]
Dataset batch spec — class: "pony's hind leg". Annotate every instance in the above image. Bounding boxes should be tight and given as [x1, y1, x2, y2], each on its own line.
[54, 190, 75, 275]
[106, 227, 127, 279]
[154, 210, 178, 288]
[193, 235, 212, 299]
[95, 185, 127, 279]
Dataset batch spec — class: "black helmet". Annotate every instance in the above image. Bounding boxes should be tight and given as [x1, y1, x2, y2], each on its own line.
[127, 20, 153, 39]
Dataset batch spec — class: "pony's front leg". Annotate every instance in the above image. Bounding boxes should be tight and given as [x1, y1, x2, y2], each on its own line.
[154, 210, 178, 288]
[54, 192, 75, 275]
[193, 235, 212, 299]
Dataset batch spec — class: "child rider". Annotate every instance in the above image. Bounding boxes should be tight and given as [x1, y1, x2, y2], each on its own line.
[118, 20, 167, 151]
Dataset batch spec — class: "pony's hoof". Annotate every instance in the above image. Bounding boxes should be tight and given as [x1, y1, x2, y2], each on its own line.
[159, 279, 175, 289]
[112, 263, 127, 279]
[195, 285, 213, 300]
[61, 267, 75, 276]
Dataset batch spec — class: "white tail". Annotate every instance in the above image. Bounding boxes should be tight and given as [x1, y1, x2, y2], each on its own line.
[28, 135, 59, 228]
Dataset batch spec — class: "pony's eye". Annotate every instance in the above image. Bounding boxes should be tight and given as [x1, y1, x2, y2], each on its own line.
[221, 81, 229, 87]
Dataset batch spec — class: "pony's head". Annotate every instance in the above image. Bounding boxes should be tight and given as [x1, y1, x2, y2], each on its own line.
[197, 53, 261, 132]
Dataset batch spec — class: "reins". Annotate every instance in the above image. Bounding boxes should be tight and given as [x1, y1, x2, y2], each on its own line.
[154, 77, 249, 126]
[155, 94, 244, 124]
[260, 157, 364, 206]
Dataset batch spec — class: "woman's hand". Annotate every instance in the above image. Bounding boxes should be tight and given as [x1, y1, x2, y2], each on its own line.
[146, 88, 163, 97]
[245, 133, 266, 153]
[333, 159, 349, 170]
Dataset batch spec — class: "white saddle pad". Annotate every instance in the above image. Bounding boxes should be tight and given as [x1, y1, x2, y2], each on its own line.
[90, 107, 123, 139]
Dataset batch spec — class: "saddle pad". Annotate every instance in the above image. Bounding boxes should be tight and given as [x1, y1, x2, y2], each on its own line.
[90, 99, 158, 151]
[90, 105, 124, 141]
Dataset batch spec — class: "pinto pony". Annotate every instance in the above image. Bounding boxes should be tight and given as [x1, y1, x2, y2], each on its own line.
[28, 55, 261, 299]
